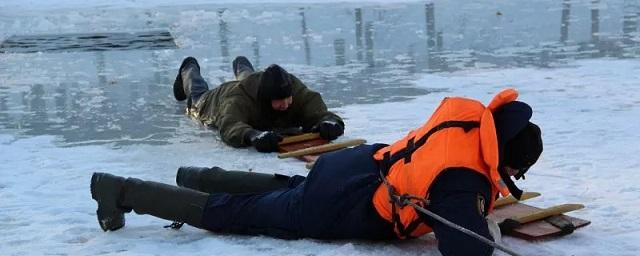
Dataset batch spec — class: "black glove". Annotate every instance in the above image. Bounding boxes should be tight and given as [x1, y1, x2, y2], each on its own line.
[246, 130, 283, 153]
[314, 120, 344, 141]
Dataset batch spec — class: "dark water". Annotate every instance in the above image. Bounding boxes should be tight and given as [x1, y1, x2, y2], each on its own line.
[0, 0, 638, 146]
[0, 31, 177, 53]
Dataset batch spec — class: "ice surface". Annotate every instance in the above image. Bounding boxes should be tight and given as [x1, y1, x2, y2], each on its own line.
[1, 0, 639, 255]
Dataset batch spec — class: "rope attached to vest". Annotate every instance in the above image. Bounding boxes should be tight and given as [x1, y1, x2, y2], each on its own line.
[403, 199, 522, 256]
[379, 166, 427, 238]
[377, 120, 521, 255]
[378, 120, 481, 237]
[379, 171, 521, 255]
[379, 171, 520, 255]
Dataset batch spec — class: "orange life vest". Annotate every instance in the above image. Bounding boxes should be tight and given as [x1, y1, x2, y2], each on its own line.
[372, 89, 518, 239]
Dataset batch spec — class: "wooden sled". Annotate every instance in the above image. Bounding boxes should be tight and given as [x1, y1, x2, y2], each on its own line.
[184, 112, 360, 163]
[278, 133, 328, 162]
[490, 192, 591, 240]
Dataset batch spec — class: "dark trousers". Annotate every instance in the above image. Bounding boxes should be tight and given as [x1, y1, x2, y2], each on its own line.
[199, 144, 395, 240]
[182, 63, 253, 108]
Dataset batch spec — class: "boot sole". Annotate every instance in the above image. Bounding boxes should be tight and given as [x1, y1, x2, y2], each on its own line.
[173, 72, 187, 101]
[96, 208, 125, 231]
[91, 173, 125, 232]
[90, 172, 101, 200]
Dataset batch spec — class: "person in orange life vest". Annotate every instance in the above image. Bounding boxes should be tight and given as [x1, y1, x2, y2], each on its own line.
[90, 89, 542, 256]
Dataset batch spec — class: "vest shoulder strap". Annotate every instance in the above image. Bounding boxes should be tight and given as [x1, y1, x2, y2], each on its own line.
[379, 120, 480, 238]
[380, 120, 480, 176]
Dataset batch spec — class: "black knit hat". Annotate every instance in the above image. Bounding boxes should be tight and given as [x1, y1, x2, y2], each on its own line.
[258, 64, 293, 101]
[503, 122, 543, 179]
[493, 101, 543, 199]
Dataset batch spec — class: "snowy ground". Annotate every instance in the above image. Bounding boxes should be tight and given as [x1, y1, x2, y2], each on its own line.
[2, 0, 640, 256]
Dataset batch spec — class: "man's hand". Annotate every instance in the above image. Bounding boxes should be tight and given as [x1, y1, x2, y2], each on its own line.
[247, 130, 283, 152]
[314, 121, 344, 141]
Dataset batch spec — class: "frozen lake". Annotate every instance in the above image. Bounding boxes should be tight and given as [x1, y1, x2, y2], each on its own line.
[1, 0, 638, 146]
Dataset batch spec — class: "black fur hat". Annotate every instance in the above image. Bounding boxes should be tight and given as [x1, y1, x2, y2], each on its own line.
[258, 64, 293, 101]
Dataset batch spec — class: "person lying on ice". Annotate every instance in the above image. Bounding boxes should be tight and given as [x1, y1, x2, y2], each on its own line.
[91, 89, 543, 256]
[172, 55, 344, 152]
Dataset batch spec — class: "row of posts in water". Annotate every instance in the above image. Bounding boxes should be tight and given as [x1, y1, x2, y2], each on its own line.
[211, 1, 639, 68]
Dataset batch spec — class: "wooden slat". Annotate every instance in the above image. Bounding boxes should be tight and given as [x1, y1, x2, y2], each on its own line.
[494, 192, 542, 208]
[279, 133, 321, 145]
[511, 204, 584, 224]
[277, 139, 366, 159]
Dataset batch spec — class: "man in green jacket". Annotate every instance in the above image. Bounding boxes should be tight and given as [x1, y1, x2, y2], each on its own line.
[173, 56, 344, 152]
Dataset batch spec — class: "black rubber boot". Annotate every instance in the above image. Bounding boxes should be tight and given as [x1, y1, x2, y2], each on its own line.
[90, 172, 130, 231]
[121, 177, 210, 229]
[173, 56, 200, 101]
[176, 166, 290, 194]
[232, 56, 255, 81]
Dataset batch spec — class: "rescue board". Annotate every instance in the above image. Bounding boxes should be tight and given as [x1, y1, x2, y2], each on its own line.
[185, 111, 331, 161]
[490, 193, 590, 240]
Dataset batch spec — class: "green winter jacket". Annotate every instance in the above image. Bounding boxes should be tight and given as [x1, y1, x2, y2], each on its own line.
[192, 72, 343, 147]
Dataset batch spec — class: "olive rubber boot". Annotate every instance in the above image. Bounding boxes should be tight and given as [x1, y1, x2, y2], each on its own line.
[121, 177, 209, 229]
[90, 172, 130, 231]
[176, 166, 290, 194]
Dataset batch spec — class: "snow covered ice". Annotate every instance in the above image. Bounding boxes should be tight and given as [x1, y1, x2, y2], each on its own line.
[1, 0, 639, 255]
